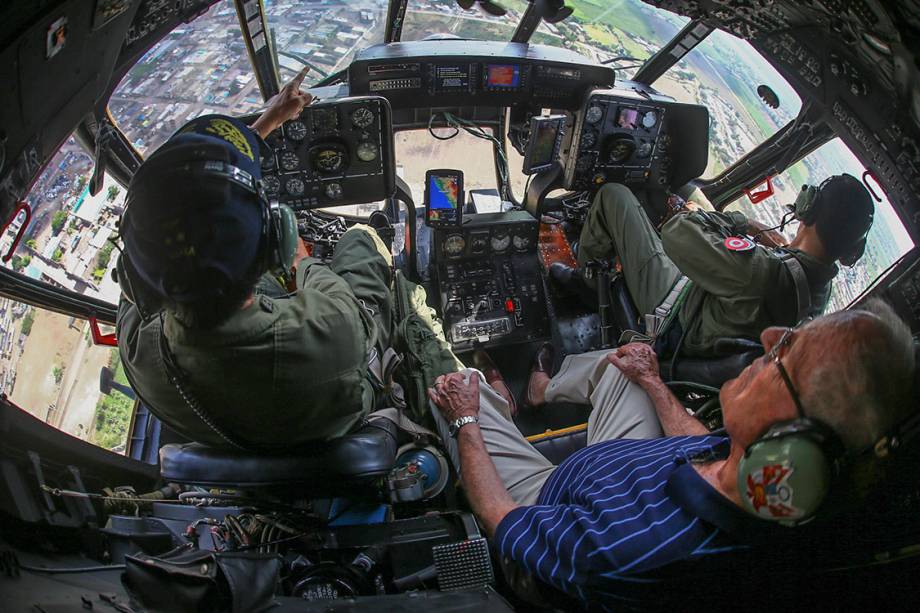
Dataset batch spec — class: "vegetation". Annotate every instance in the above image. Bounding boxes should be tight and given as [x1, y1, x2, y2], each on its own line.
[52, 365, 64, 384]
[51, 210, 67, 235]
[10, 254, 31, 272]
[75, 175, 87, 192]
[52, 248, 63, 263]
[96, 241, 115, 270]
[20, 310, 34, 336]
[107, 185, 120, 202]
[25, 238, 37, 250]
[93, 268, 106, 282]
[93, 350, 134, 452]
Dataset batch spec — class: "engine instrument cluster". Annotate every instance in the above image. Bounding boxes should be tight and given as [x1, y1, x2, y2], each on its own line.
[434, 211, 550, 350]
[258, 96, 395, 209]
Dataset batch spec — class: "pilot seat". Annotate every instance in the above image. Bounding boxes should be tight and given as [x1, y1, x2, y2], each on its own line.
[158, 417, 400, 492]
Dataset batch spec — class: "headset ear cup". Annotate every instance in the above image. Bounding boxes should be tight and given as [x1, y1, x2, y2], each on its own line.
[269, 204, 300, 273]
[794, 185, 819, 224]
[738, 435, 832, 524]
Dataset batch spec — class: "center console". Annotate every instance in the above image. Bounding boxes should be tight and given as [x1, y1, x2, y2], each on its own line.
[432, 211, 550, 351]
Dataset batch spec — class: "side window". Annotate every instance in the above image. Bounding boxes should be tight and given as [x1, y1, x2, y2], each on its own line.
[0, 299, 136, 454]
[655, 28, 802, 177]
[725, 138, 915, 312]
[0, 135, 136, 454]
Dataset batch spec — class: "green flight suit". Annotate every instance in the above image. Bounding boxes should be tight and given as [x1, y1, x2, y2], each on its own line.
[117, 225, 448, 449]
[578, 183, 839, 357]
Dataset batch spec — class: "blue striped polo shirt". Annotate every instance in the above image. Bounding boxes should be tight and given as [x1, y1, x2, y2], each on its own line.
[495, 435, 755, 608]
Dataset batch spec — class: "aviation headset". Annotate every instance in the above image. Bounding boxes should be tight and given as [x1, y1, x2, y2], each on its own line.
[117, 131, 299, 319]
[792, 174, 874, 267]
[735, 327, 912, 525]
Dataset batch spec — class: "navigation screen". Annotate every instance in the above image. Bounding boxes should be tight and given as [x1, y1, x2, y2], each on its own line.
[434, 65, 471, 91]
[426, 171, 463, 226]
[486, 64, 521, 88]
[616, 108, 640, 130]
[523, 115, 565, 174]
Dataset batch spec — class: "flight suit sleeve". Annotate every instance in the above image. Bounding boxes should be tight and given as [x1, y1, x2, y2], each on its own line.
[661, 210, 768, 297]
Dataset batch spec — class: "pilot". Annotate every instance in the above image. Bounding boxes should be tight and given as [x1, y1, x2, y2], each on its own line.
[115, 69, 458, 449]
[426, 300, 914, 605]
[551, 176, 875, 357]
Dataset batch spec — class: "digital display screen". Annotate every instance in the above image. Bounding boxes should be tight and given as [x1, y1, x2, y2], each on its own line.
[434, 65, 471, 90]
[486, 64, 521, 88]
[616, 108, 640, 130]
[427, 173, 461, 225]
[530, 120, 560, 167]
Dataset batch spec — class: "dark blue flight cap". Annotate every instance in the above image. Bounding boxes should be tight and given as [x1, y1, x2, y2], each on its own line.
[121, 114, 269, 303]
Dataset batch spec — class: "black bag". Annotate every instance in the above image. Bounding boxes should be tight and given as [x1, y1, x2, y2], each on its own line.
[123, 545, 282, 613]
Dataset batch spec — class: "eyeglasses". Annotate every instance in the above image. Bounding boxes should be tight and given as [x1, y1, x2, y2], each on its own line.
[766, 327, 807, 419]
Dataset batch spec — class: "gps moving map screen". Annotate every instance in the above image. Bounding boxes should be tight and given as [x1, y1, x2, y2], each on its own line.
[425, 169, 463, 226]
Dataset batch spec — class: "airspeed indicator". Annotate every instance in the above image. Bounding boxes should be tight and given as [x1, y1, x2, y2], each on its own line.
[351, 107, 375, 129]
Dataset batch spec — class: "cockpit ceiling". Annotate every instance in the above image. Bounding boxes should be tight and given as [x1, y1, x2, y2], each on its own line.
[1, 0, 919, 232]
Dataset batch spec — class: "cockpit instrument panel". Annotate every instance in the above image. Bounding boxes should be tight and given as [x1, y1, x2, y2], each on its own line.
[565, 88, 709, 192]
[349, 41, 615, 110]
[255, 96, 395, 210]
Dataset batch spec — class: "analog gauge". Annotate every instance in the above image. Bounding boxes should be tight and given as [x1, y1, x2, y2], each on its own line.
[490, 231, 511, 253]
[313, 108, 339, 132]
[444, 234, 466, 257]
[580, 130, 597, 149]
[325, 182, 343, 200]
[351, 107, 375, 129]
[312, 146, 347, 174]
[262, 174, 281, 195]
[585, 105, 604, 124]
[356, 141, 378, 162]
[642, 110, 658, 129]
[470, 235, 488, 254]
[285, 177, 305, 196]
[286, 120, 307, 141]
[636, 141, 653, 158]
[280, 150, 300, 171]
[261, 152, 276, 171]
[575, 153, 595, 173]
[607, 136, 636, 163]
[513, 233, 532, 251]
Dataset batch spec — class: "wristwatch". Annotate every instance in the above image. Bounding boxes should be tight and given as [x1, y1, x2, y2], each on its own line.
[449, 415, 479, 438]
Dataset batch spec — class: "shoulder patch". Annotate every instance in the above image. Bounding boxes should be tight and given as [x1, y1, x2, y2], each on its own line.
[724, 236, 755, 252]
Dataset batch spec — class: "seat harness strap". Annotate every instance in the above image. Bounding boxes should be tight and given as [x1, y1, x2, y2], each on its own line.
[778, 251, 812, 323]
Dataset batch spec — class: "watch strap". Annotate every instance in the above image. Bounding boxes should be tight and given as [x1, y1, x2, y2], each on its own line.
[449, 415, 479, 437]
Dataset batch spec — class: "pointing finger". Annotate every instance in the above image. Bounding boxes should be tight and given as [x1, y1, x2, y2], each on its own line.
[291, 66, 310, 89]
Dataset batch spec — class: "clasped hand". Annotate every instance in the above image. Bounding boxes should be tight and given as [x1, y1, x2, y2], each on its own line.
[607, 343, 661, 387]
[427, 372, 481, 422]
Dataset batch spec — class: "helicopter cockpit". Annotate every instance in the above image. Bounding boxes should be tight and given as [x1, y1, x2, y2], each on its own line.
[1, 1, 920, 611]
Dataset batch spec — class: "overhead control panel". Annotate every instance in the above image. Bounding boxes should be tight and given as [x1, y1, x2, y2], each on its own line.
[433, 211, 550, 351]
[256, 96, 395, 210]
[565, 87, 709, 192]
[348, 41, 615, 111]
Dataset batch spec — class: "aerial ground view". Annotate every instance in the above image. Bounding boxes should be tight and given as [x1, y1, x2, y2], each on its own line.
[0, 0, 913, 453]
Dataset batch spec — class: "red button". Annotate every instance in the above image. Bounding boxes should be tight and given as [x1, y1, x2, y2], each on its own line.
[505, 299, 515, 313]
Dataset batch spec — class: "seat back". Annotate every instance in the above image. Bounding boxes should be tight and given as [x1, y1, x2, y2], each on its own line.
[159, 417, 398, 491]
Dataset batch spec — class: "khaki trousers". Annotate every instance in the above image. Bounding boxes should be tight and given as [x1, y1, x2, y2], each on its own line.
[431, 352, 663, 506]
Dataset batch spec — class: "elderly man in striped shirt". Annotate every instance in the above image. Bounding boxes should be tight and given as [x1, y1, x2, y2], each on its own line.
[427, 300, 914, 607]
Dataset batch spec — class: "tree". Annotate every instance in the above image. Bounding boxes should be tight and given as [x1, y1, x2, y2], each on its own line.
[96, 241, 115, 269]
[52, 365, 65, 384]
[107, 185, 120, 202]
[20, 310, 34, 336]
[25, 239, 37, 250]
[75, 175, 87, 192]
[52, 248, 63, 263]
[51, 210, 67, 235]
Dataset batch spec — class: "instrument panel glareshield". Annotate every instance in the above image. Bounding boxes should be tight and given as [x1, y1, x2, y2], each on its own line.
[256, 96, 396, 210]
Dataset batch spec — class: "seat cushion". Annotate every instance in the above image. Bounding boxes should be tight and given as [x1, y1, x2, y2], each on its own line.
[159, 417, 398, 488]
[529, 425, 589, 465]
